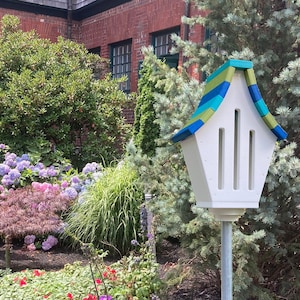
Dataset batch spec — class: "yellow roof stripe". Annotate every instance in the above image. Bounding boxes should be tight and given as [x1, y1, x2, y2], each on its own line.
[204, 66, 235, 95]
[244, 68, 257, 86]
[263, 113, 278, 129]
[185, 108, 215, 126]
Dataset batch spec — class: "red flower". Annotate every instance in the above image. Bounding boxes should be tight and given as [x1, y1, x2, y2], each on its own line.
[103, 266, 117, 280]
[95, 278, 102, 284]
[19, 277, 27, 286]
[67, 293, 73, 299]
[33, 269, 43, 277]
[83, 294, 97, 300]
[43, 294, 51, 299]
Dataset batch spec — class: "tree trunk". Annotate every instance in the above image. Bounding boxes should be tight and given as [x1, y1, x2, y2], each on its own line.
[4, 234, 12, 269]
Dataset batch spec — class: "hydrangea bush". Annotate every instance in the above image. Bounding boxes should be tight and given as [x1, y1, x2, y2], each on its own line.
[0, 143, 103, 269]
[0, 143, 102, 196]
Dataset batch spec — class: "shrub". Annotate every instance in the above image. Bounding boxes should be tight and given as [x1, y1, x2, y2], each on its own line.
[64, 162, 144, 254]
[0, 185, 72, 269]
[0, 15, 130, 168]
[0, 143, 104, 269]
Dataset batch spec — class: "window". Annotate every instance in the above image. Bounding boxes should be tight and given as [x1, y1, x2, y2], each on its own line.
[203, 28, 224, 81]
[88, 47, 101, 79]
[88, 47, 101, 55]
[111, 40, 132, 93]
[152, 28, 180, 69]
[204, 28, 220, 54]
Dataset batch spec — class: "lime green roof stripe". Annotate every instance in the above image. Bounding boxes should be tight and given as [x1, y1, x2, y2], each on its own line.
[244, 68, 256, 86]
[263, 112, 278, 129]
[204, 66, 235, 95]
[185, 108, 215, 127]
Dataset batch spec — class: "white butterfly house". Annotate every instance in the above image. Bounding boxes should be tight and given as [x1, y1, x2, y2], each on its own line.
[172, 59, 287, 221]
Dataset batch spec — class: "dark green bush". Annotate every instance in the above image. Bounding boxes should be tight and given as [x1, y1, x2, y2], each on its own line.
[0, 15, 130, 168]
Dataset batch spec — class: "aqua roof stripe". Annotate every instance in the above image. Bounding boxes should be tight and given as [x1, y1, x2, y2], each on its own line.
[192, 95, 223, 117]
[254, 99, 269, 117]
[171, 59, 287, 143]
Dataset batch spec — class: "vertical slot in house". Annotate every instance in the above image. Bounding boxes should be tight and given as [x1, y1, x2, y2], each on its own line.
[234, 109, 240, 190]
[218, 128, 225, 189]
[248, 130, 255, 190]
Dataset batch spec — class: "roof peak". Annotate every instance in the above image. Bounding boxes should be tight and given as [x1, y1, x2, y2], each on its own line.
[206, 59, 253, 83]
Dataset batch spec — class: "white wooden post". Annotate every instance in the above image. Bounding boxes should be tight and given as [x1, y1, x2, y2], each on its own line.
[221, 221, 232, 300]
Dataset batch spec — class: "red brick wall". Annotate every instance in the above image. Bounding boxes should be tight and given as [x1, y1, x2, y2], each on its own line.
[0, 8, 69, 42]
[0, 0, 206, 91]
[80, 0, 188, 91]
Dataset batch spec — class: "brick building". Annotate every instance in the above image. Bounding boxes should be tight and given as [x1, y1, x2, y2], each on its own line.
[0, 0, 205, 96]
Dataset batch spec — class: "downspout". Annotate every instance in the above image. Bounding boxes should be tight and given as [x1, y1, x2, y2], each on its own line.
[67, 0, 73, 40]
[182, 0, 191, 64]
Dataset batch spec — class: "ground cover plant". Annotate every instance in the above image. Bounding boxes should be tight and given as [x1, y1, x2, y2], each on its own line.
[0, 240, 163, 300]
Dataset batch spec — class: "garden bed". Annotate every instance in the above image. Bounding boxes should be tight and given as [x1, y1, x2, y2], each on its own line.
[0, 239, 220, 299]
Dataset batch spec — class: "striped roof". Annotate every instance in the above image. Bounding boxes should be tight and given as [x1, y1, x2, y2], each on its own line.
[172, 59, 287, 143]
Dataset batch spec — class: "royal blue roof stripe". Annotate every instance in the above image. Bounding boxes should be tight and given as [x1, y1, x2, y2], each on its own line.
[248, 84, 262, 102]
[200, 81, 230, 106]
[271, 125, 288, 140]
[172, 119, 204, 143]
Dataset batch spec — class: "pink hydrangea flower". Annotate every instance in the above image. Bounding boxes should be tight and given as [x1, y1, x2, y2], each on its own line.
[61, 180, 69, 188]
[27, 243, 36, 251]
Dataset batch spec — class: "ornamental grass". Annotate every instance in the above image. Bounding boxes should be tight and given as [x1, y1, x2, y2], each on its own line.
[64, 163, 144, 255]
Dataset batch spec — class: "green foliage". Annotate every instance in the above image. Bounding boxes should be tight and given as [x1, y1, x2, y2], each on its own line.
[236, 142, 300, 299]
[0, 240, 163, 300]
[64, 162, 144, 255]
[0, 15, 130, 168]
[127, 0, 300, 298]
[0, 264, 94, 299]
[133, 61, 160, 157]
[126, 48, 203, 238]
[109, 241, 164, 299]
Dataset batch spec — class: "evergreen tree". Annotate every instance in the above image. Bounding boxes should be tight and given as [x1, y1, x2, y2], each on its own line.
[133, 60, 160, 157]
[128, 1, 300, 298]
